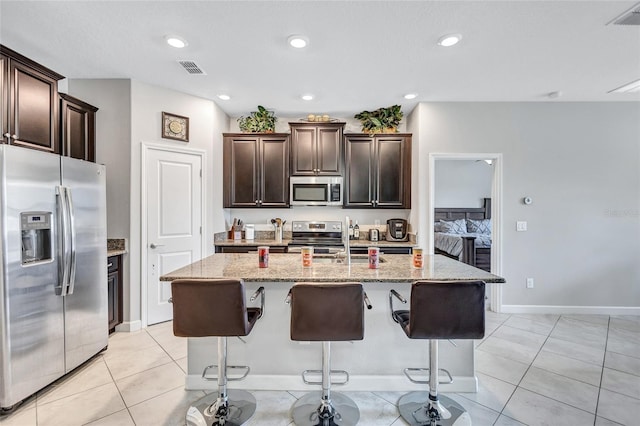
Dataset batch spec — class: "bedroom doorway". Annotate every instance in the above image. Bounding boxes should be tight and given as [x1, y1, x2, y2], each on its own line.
[429, 153, 503, 312]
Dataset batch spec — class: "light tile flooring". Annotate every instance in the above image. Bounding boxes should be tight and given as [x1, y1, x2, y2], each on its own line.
[1, 312, 639, 425]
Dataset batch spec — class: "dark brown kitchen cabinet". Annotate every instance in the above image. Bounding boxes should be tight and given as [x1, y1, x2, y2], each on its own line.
[108, 255, 123, 333]
[290, 122, 344, 175]
[223, 133, 290, 208]
[1, 45, 64, 153]
[344, 134, 411, 208]
[60, 93, 98, 162]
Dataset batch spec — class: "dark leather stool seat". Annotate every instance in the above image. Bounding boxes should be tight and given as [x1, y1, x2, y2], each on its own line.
[390, 280, 485, 426]
[171, 279, 265, 426]
[287, 282, 371, 426]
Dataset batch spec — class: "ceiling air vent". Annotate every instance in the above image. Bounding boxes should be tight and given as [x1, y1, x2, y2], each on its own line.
[609, 2, 640, 25]
[177, 60, 206, 75]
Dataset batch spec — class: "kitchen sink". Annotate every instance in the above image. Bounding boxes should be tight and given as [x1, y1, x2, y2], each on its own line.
[311, 255, 385, 264]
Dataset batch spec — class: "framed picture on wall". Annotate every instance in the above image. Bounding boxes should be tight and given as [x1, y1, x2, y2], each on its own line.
[162, 112, 189, 142]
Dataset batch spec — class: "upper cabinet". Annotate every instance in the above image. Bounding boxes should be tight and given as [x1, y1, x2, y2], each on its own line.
[290, 122, 344, 176]
[60, 93, 98, 162]
[1, 45, 64, 154]
[344, 134, 411, 209]
[223, 133, 290, 208]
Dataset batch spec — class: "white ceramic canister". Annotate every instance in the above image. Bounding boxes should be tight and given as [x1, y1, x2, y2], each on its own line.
[245, 224, 255, 240]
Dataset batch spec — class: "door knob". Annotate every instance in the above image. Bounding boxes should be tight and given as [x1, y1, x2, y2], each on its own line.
[150, 243, 165, 249]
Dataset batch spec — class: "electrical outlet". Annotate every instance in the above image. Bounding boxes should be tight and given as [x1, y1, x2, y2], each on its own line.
[517, 221, 528, 232]
[526, 278, 534, 289]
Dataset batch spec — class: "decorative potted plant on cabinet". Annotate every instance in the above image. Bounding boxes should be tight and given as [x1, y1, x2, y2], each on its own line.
[354, 104, 403, 135]
[237, 105, 277, 133]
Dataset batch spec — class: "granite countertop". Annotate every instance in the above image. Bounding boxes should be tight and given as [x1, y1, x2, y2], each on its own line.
[214, 239, 415, 248]
[160, 253, 505, 283]
[215, 239, 290, 247]
[107, 238, 127, 257]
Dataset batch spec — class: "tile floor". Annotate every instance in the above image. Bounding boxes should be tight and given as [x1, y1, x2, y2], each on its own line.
[1, 312, 639, 425]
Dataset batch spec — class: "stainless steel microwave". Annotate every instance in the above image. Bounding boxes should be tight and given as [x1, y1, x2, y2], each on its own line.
[290, 176, 343, 206]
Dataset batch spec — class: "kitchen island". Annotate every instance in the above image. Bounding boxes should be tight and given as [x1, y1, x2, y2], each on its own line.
[161, 253, 505, 393]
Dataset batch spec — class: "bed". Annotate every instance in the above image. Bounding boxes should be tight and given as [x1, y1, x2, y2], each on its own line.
[434, 198, 492, 272]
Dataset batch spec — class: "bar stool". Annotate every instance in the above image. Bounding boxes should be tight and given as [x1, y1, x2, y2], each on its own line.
[171, 279, 265, 426]
[286, 282, 372, 426]
[389, 280, 485, 426]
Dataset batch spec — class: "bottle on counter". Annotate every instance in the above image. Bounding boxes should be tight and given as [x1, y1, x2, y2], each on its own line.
[353, 220, 360, 240]
[348, 220, 354, 240]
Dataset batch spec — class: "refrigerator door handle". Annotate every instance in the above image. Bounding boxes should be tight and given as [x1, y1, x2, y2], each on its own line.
[66, 188, 77, 295]
[55, 186, 72, 296]
[56, 186, 70, 295]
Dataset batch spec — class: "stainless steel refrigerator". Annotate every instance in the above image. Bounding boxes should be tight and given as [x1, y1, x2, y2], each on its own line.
[0, 145, 107, 411]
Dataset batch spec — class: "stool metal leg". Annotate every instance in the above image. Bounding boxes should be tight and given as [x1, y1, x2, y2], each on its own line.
[291, 342, 360, 426]
[186, 337, 257, 426]
[398, 340, 471, 426]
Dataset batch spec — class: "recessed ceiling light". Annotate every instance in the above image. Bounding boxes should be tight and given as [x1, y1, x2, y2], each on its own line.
[404, 93, 418, 100]
[437, 34, 462, 47]
[547, 91, 562, 99]
[166, 36, 188, 48]
[288, 35, 309, 49]
[608, 78, 640, 93]
[218, 94, 231, 101]
[301, 94, 314, 101]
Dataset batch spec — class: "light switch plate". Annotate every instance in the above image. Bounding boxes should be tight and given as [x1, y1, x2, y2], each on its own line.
[516, 221, 528, 231]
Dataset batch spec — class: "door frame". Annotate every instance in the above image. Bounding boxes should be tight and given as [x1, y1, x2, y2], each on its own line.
[140, 142, 206, 328]
[428, 153, 503, 312]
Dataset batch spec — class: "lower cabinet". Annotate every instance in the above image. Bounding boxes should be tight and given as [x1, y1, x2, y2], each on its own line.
[350, 247, 412, 255]
[107, 255, 123, 333]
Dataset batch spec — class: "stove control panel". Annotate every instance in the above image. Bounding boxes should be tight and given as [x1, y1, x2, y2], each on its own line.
[292, 221, 342, 233]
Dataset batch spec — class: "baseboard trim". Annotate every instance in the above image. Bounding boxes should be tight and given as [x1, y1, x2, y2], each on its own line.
[185, 374, 478, 393]
[501, 305, 640, 316]
[114, 320, 142, 332]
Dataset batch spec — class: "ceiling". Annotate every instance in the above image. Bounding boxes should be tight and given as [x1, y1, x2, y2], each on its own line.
[1, 1, 639, 118]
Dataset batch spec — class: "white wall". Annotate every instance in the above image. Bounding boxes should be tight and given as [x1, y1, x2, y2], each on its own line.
[413, 102, 640, 310]
[67, 79, 133, 321]
[227, 115, 408, 134]
[69, 79, 230, 328]
[129, 80, 228, 326]
[67, 79, 131, 239]
[434, 160, 492, 208]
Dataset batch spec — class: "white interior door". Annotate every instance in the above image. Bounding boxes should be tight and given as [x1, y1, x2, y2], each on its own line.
[145, 147, 202, 325]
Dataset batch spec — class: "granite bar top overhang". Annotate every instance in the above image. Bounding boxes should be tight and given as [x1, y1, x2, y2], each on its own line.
[160, 253, 505, 284]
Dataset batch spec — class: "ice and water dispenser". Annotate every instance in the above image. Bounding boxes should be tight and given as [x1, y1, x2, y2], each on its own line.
[21, 212, 52, 264]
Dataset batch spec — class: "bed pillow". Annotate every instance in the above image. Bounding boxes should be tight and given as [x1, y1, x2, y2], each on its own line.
[434, 222, 443, 232]
[439, 219, 468, 234]
[466, 219, 492, 234]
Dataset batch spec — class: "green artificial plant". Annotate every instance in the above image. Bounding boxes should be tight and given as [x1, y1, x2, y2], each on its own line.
[354, 105, 403, 135]
[237, 105, 277, 133]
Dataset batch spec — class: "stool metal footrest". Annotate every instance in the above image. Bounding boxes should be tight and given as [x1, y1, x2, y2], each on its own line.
[202, 365, 251, 381]
[186, 389, 256, 426]
[291, 391, 360, 426]
[302, 369, 349, 386]
[403, 368, 454, 385]
[398, 391, 471, 426]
